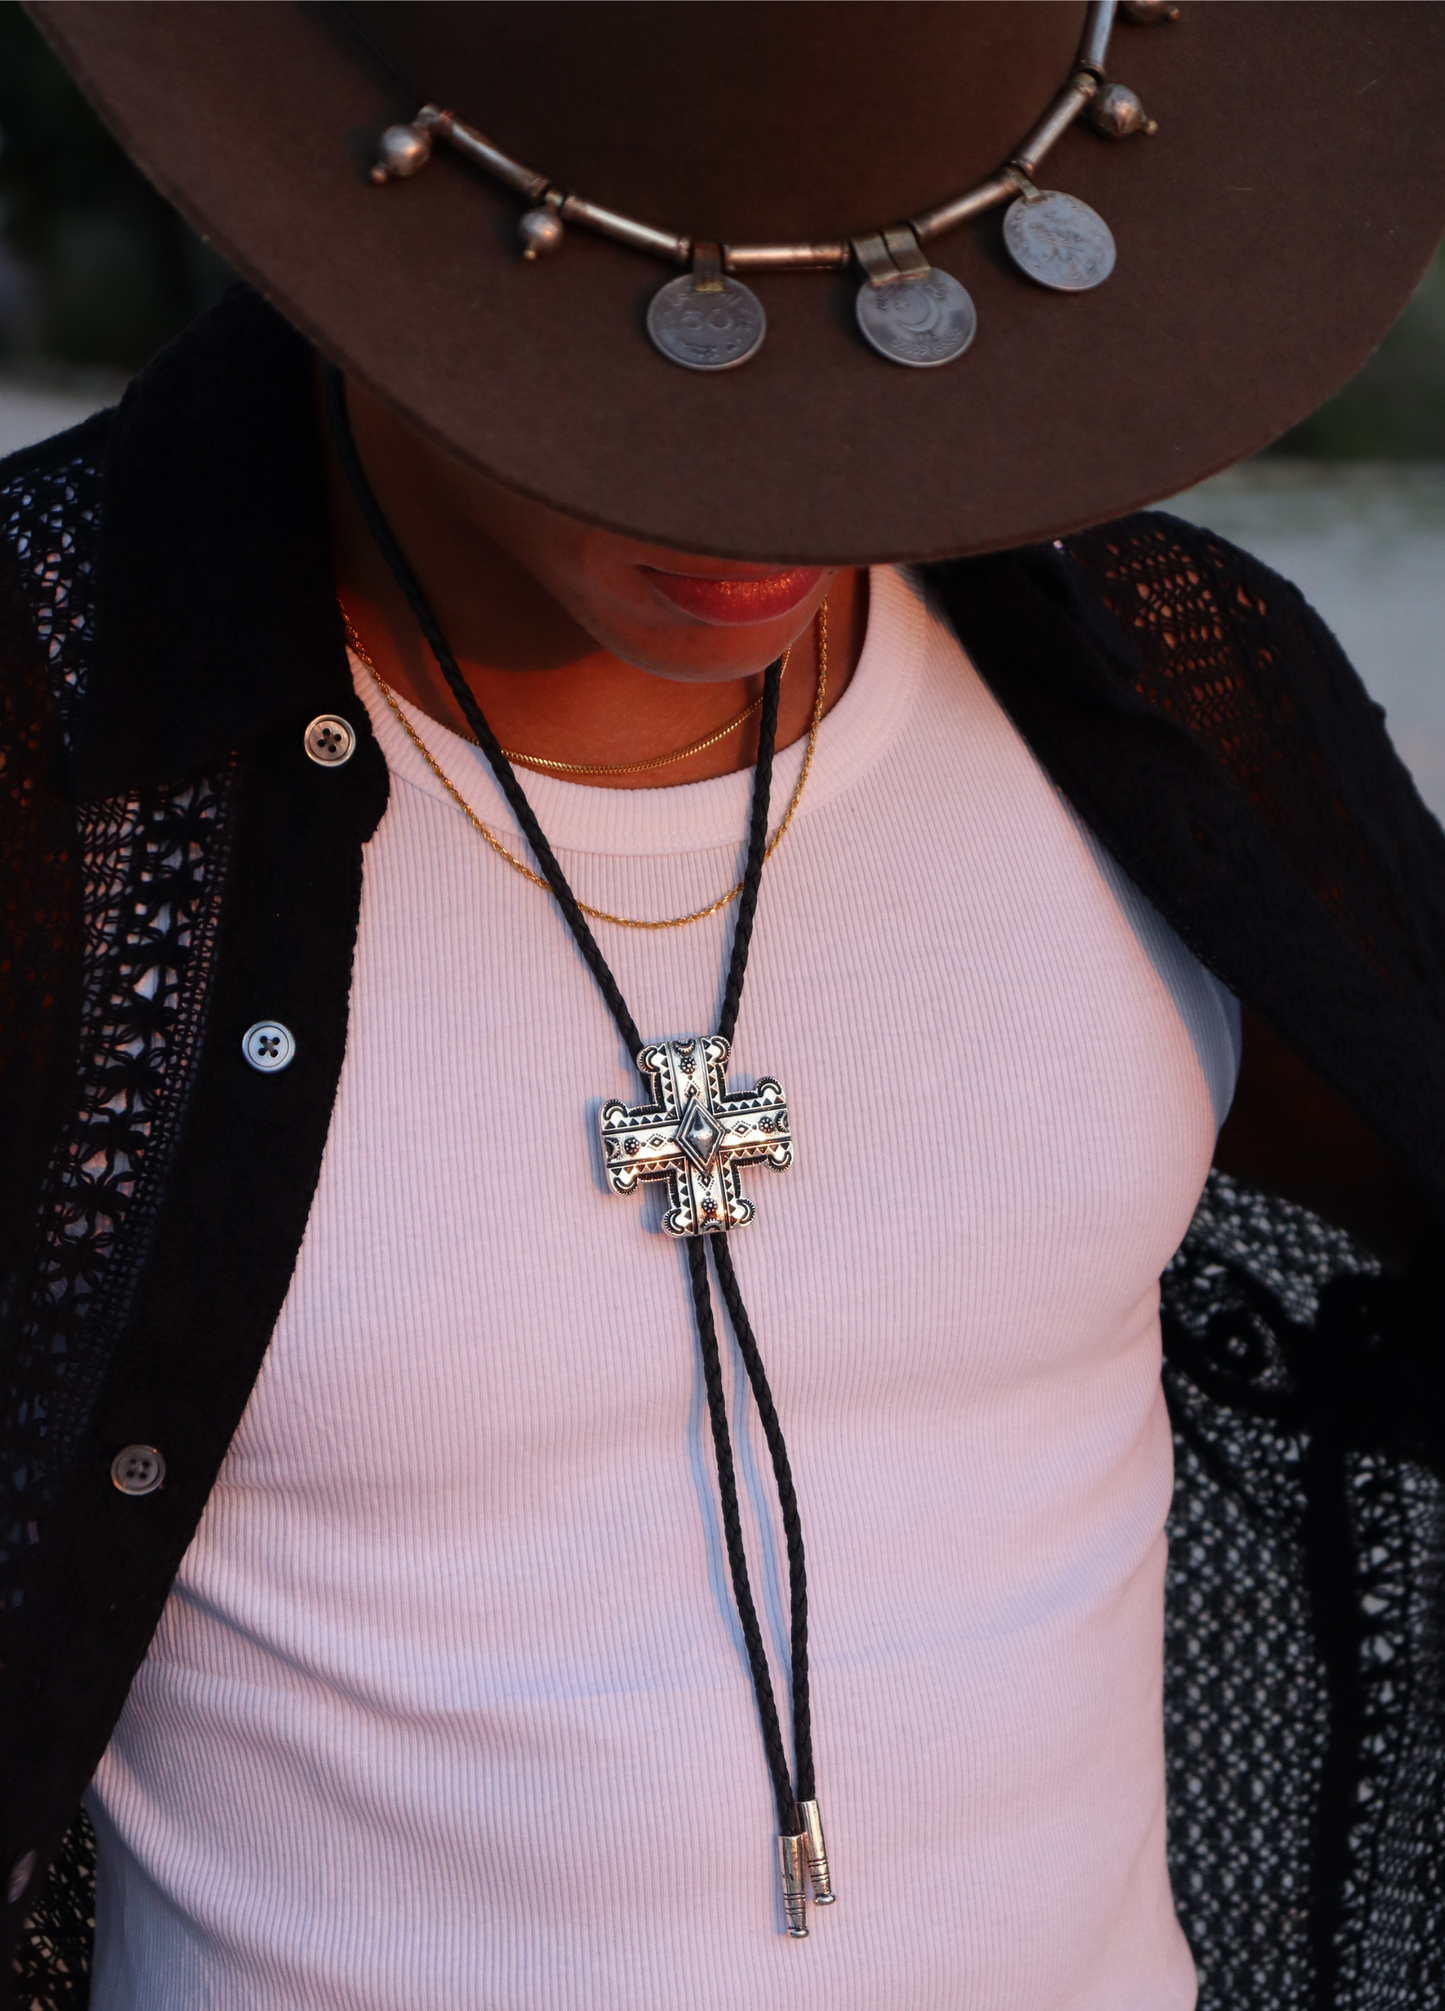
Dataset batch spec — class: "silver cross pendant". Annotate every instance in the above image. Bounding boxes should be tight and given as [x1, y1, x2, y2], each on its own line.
[599, 1035, 791, 1236]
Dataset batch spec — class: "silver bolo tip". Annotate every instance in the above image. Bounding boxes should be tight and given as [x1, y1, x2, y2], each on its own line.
[798, 1799, 836, 1904]
[777, 1831, 809, 1938]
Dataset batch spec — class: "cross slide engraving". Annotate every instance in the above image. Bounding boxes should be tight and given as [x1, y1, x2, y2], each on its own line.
[599, 1035, 791, 1236]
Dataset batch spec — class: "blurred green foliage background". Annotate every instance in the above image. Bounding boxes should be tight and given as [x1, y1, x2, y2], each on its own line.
[1, 0, 1442, 449]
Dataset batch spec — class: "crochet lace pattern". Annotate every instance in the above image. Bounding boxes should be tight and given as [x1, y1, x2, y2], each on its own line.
[1, 432, 238, 2008]
[4, 436, 1445, 2007]
[1043, 518, 1445, 2005]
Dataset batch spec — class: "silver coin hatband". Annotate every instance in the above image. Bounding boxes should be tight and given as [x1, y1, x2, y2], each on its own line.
[368, 0, 1175, 372]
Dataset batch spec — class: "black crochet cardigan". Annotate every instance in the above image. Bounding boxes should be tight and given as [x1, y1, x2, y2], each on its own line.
[4, 287, 1445, 2010]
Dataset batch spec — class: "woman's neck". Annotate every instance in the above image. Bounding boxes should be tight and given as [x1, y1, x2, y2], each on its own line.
[320, 368, 866, 789]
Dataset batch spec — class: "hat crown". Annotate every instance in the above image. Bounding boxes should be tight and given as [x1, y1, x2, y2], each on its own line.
[355, 1, 1085, 241]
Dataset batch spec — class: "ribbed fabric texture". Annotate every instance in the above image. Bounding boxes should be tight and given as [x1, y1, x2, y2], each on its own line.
[87, 566, 1236, 2010]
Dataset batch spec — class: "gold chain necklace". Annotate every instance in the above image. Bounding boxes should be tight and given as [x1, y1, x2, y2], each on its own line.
[342, 613, 786, 778]
[345, 603, 827, 931]
[508, 666, 785, 776]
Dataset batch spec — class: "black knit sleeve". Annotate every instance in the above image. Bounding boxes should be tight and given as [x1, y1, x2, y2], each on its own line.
[0, 426, 98, 1353]
[927, 512, 1445, 1224]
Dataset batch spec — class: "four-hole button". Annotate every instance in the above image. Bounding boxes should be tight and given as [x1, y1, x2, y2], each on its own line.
[242, 1021, 296, 1072]
[110, 1444, 165, 1496]
[303, 714, 356, 767]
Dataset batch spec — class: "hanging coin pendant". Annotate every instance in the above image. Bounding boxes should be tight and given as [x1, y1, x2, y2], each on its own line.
[854, 269, 977, 369]
[648, 274, 767, 371]
[1003, 191, 1116, 293]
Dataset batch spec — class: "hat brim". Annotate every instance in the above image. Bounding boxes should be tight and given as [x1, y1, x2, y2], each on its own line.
[29, 0, 1445, 562]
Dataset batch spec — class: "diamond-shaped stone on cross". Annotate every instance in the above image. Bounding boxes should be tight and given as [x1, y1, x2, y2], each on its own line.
[599, 1034, 791, 1236]
[676, 1092, 725, 1174]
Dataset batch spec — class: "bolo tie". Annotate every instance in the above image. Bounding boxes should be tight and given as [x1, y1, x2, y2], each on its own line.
[325, 367, 832, 1937]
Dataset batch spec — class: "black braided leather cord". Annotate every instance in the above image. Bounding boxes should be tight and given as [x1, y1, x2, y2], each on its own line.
[324, 367, 644, 1056]
[712, 1235, 813, 1803]
[688, 1238, 797, 1829]
[325, 366, 813, 1839]
[717, 663, 779, 1048]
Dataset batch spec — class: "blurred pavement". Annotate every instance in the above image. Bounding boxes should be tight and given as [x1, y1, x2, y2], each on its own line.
[0, 375, 119, 458]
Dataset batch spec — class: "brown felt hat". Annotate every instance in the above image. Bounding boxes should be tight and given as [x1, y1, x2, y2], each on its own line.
[29, 1, 1445, 562]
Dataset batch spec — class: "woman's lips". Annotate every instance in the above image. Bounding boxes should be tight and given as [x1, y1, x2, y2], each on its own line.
[641, 566, 824, 625]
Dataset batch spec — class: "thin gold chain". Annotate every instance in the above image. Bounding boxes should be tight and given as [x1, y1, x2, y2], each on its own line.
[341, 613, 785, 778]
[506, 667, 785, 776]
[346, 604, 827, 931]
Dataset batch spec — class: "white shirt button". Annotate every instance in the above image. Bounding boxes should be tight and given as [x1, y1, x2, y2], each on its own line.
[110, 1444, 165, 1496]
[242, 1021, 296, 1072]
[303, 714, 357, 767]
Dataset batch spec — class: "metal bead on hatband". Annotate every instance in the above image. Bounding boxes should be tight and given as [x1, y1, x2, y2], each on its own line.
[1078, 0, 1118, 74]
[1089, 83, 1158, 137]
[355, 0, 1166, 379]
[724, 242, 851, 272]
[518, 207, 565, 259]
[1011, 71, 1098, 181]
[369, 121, 432, 184]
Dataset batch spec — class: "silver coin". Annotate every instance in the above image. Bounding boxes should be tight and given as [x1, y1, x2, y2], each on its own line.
[647, 274, 766, 371]
[1003, 191, 1116, 293]
[854, 268, 977, 369]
